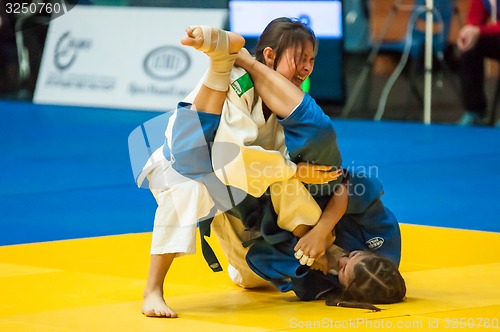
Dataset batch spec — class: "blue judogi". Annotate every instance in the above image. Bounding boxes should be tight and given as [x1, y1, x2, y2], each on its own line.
[245, 172, 401, 299]
[245, 94, 401, 300]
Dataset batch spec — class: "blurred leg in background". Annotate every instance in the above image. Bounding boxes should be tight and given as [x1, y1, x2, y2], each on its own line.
[459, 34, 500, 125]
[0, 0, 19, 96]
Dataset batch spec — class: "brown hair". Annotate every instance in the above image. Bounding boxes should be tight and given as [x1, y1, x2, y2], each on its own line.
[254, 17, 318, 70]
[325, 253, 406, 311]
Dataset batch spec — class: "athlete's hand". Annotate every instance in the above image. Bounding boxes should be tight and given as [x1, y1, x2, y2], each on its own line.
[293, 162, 342, 185]
[310, 255, 330, 275]
[457, 25, 480, 52]
[294, 224, 336, 264]
[234, 48, 254, 69]
[180, 26, 205, 49]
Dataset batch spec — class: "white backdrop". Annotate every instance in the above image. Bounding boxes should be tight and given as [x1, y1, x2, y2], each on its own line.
[34, 5, 227, 111]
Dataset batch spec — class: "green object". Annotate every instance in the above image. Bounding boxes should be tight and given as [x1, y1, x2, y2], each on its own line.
[231, 72, 254, 97]
[301, 76, 310, 93]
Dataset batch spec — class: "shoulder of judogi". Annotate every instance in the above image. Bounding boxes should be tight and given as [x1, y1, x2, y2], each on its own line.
[229, 66, 255, 99]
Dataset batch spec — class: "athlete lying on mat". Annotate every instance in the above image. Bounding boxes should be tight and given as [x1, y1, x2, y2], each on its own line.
[137, 18, 404, 317]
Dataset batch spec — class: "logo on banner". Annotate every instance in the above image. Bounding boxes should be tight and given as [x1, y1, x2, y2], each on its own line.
[44, 31, 116, 92]
[54, 31, 92, 71]
[143, 46, 191, 80]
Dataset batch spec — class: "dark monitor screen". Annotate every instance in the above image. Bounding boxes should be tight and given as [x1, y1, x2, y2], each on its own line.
[228, 0, 345, 104]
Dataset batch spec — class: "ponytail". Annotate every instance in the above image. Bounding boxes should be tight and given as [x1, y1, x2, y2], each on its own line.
[326, 299, 382, 312]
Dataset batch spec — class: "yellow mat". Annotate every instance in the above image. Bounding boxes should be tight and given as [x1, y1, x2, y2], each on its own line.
[1, 224, 499, 331]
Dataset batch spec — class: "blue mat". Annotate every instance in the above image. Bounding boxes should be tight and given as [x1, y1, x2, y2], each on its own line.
[334, 120, 500, 233]
[0, 101, 158, 245]
[1, 101, 498, 246]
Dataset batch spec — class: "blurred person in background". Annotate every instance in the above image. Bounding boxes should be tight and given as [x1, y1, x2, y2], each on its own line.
[457, 0, 500, 125]
[0, 0, 19, 95]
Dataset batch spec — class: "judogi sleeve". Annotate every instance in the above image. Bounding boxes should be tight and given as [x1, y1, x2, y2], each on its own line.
[334, 173, 402, 266]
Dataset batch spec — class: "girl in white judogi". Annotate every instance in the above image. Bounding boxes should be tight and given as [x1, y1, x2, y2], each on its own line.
[138, 20, 342, 317]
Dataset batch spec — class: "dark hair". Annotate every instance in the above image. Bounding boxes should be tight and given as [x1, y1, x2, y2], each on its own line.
[254, 17, 318, 70]
[325, 253, 406, 311]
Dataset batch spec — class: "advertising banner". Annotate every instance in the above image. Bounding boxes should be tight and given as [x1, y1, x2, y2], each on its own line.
[34, 5, 227, 111]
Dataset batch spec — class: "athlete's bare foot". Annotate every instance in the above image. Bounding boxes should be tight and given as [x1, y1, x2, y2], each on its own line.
[142, 290, 178, 318]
